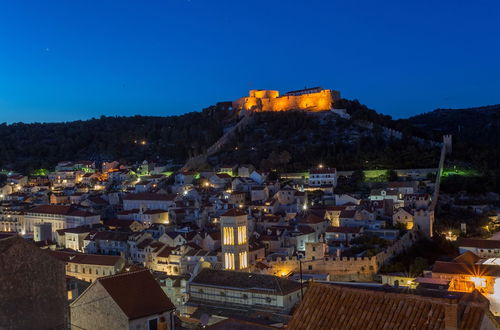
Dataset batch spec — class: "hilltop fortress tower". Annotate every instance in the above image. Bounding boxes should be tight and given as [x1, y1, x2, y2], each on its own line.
[232, 87, 341, 113]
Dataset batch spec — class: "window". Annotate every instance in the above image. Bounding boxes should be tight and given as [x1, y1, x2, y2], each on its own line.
[148, 318, 158, 330]
[243, 294, 248, 299]
[308, 265, 312, 270]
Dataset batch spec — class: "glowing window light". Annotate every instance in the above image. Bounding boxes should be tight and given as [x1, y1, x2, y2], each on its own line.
[470, 276, 486, 288]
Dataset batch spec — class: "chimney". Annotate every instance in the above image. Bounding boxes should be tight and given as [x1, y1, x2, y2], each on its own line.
[443, 299, 459, 330]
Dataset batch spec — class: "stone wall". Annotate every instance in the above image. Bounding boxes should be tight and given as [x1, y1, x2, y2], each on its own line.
[0, 235, 68, 329]
[233, 89, 339, 113]
[70, 281, 129, 330]
[267, 230, 420, 282]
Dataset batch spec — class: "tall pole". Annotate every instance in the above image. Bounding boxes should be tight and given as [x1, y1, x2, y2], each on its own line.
[299, 259, 304, 299]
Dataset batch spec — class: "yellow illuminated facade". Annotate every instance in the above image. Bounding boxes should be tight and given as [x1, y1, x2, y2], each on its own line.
[232, 88, 340, 113]
[220, 210, 249, 270]
[224, 253, 235, 270]
[239, 251, 248, 269]
[237, 226, 247, 245]
[223, 227, 235, 245]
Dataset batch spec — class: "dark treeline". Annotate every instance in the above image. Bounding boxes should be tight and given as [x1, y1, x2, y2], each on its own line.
[0, 103, 232, 173]
[1, 99, 499, 177]
[214, 110, 440, 172]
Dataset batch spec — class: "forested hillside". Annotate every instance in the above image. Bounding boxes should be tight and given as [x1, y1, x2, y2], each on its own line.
[1, 99, 498, 175]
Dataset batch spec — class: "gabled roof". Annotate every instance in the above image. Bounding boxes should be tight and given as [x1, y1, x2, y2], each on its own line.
[27, 205, 97, 217]
[86, 231, 130, 242]
[457, 238, 500, 250]
[300, 213, 325, 224]
[221, 208, 247, 217]
[191, 269, 301, 295]
[207, 318, 274, 329]
[326, 226, 362, 234]
[96, 269, 175, 320]
[288, 282, 492, 330]
[215, 173, 232, 179]
[49, 250, 122, 266]
[309, 168, 336, 174]
[123, 193, 177, 201]
[339, 210, 356, 218]
[103, 219, 138, 228]
[453, 251, 481, 265]
[157, 246, 175, 258]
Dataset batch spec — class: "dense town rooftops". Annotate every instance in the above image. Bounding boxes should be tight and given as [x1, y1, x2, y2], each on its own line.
[49, 250, 122, 266]
[299, 213, 325, 224]
[123, 193, 177, 201]
[457, 238, 500, 249]
[326, 226, 362, 234]
[309, 168, 336, 174]
[191, 269, 301, 295]
[221, 208, 247, 217]
[103, 219, 138, 227]
[56, 226, 93, 235]
[85, 231, 130, 242]
[27, 205, 97, 217]
[339, 210, 356, 218]
[94, 269, 175, 320]
[207, 318, 275, 329]
[287, 282, 494, 330]
[432, 252, 500, 277]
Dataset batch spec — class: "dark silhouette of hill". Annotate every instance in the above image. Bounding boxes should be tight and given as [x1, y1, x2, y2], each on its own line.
[1, 99, 498, 174]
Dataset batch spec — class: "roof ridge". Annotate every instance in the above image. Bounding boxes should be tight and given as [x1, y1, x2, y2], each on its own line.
[98, 268, 148, 282]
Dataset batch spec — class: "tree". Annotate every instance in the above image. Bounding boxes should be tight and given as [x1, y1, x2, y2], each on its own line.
[387, 170, 398, 182]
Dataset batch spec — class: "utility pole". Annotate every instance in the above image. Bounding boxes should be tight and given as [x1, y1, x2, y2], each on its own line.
[299, 258, 304, 299]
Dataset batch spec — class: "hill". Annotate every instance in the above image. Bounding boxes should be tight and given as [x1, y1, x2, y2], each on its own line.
[0, 103, 233, 173]
[2, 98, 488, 175]
[407, 104, 500, 170]
[210, 109, 439, 172]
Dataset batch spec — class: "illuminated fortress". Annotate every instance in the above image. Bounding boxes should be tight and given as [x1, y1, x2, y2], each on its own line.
[232, 87, 341, 113]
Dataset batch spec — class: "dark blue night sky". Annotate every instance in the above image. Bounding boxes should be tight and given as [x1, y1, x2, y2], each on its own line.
[1, 0, 499, 123]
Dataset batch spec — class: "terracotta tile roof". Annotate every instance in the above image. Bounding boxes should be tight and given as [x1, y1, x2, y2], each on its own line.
[432, 260, 500, 277]
[103, 219, 138, 227]
[207, 318, 275, 329]
[63, 227, 93, 234]
[288, 282, 491, 330]
[221, 208, 247, 217]
[388, 181, 414, 188]
[49, 250, 122, 266]
[136, 238, 154, 249]
[157, 246, 175, 258]
[28, 205, 97, 217]
[339, 210, 356, 218]
[215, 173, 232, 179]
[191, 269, 301, 295]
[453, 251, 481, 265]
[457, 238, 500, 250]
[143, 209, 168, 214]
[297, 225, 315, 235]
[97, 269, 175, 320]
[309, 168, 336, 174]
[326, 226, 362, 234]
[123, 193, 177, 201]
[300, 213, 325, 224]
[86, 230, 130, 242]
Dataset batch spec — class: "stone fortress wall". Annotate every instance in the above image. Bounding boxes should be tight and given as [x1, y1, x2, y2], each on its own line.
[266, 230, 420, 282]
[233, 87, 341, 113]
